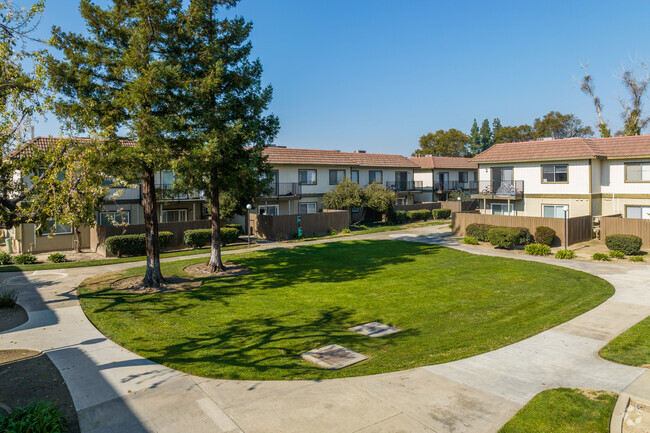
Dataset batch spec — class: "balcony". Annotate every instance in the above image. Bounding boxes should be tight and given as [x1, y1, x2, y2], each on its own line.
[156, 184, 205, 201]
[433, 181, 479, 193]
[471, 180, 524, 200]
[385, 180, 424, 192]
[262, 182, 301, 199]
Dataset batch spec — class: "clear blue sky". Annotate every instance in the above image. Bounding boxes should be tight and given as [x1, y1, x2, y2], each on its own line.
[29, 0, 650, 155]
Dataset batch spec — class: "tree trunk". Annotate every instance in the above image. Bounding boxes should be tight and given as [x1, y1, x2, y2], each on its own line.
[208, 166, 226, 273]
[142, 167, 165, 287]
[73, 226, 82, 253]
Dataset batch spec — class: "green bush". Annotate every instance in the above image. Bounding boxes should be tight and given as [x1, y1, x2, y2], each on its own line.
[47, 253, 67, 263]
[0, 400, 66, 433]
[592, 253, 611, 261]
[605, 234, 643, 255]
[465, 223, 495, 242]
[0, 252, 12, 265]
[392, 210, 407, 224]
[327, 228, 337, 235]
[555, 249, 576, 259]
[225, 224, 244, 235]
[609, 250, 626, 259]
[342, 228, 351, 233]
[534, 226, 556, 246]
[184, 228, 239, 248]
[106, 231, 174, 256]
[431, 208, 452, 219]
[487, 227, 521, 249]
[358, 225, 368, 230]
[630, 256, 645, 262]
[406, 209, 432, 221]
[13, 253, 36, 265]
[524, 243, 551, 256]
[0, 289, 17, 308]
[515, 227, 533, 245]
[462, 236, 479, 245]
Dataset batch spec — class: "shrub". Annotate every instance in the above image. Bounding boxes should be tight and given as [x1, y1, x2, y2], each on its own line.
[342, 228, 352, 233]
[184, 229, 211, 248]
[515, 227, 533, 245]
[431, 208, 452, 219]
[225, 224, 244, 235]
[327, 228, 337, 235]
[462, 236, 479, 245]
[524, 243, 551, 256]
[592, 253, 611, 261]
[48, 253, 67, 263]
[609, 250, 626, 259]
[465, 223, 495, 242]
[106, 231, 174, 256]
[358, 225, 368, 230]
[0, 289, 17, 308]
[0, 252, 12, 265]
[535, 226, 556, 246]
[392, 210, 407, 224]
[487, 227, 521, 249]
[605, 234, 643, 255]
[0, 400, 66, 433]
[406, 209, 432, 221]
[555, 249, 576, 259]
[630, 256, 645, 262]
[13, 253, 36, 265]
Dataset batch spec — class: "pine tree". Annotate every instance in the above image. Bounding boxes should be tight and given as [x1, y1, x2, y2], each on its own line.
[479, 119, 492, 152]
[492, 118, 502, 137]
[469, 119, 480, 155]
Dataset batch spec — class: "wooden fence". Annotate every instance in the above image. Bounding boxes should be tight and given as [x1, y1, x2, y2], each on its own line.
[451, 212, 593, 246]
[395, 202, 442, 211]
[600, 215, 650, 247]
[250, 210, 349, 240]
[395, 201, 478, 213]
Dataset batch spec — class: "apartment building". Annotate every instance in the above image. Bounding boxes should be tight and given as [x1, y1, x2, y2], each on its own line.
[408, 156, 477, 202]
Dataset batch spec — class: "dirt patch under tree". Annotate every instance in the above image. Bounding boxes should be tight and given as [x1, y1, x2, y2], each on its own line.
[183, 262, 250, 278]
[0, 305, 28, 332]
[110, 276, 202, 293]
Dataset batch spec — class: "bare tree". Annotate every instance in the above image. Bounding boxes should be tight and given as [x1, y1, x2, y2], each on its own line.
[579, 63, 611, 137]
[617, 63, 650, 136]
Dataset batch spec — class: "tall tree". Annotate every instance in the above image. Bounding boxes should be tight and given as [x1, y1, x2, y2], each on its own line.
[579, 64, 611, 137]
[479, 118, 492, 151]
[412, 129, 470, 157]
[617, 64, 650, 136]
[469, 119, 480, 155]
[48, 0, 187, 287]
[532, 111, 593, 139]
[493, 124, 534, 144]
[322, 177, 364, 223]
[492, 118, 502, 137]
[174, 0, 279, 272]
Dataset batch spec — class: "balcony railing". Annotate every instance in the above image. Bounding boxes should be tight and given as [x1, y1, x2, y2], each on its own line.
[156, 184, 205, 200]
[262, 182, 301, 198]
[385, 180, 424, 192]
[433, 181, 479, 193]
[472, 180, 524, 198]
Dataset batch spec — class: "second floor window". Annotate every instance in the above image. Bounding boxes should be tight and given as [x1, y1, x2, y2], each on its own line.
[625, 162, 650, 182]
[329, 170, 345, 185]
[542, 164, 568, 183]
[299, 169, 317, 185]
[458, 171, 468, 183]
[369, 170, 383, 184]
[351, 170, 359, 184]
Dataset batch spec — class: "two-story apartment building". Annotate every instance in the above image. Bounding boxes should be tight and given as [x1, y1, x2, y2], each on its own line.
[471, 135, 650, 219]
[408, 156, 478, 202]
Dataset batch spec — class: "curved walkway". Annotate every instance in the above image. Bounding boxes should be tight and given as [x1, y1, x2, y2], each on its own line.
[1, 226, 649, 433]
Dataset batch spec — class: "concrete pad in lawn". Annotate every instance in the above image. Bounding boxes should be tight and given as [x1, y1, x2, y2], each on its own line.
[348, 322, 402, 338]
[301, 344, 367, 370]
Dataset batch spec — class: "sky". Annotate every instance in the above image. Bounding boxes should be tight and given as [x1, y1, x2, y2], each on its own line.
[25, 0, 650, 156]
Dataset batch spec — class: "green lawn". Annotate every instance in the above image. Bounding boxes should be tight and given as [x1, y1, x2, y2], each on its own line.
[600, 315, 650, 367]
[499, 388, 617, 433]
[79, 240, 614, 380]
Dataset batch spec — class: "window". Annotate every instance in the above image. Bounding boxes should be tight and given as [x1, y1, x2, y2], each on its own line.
[396, 198, 407, 205]
[626, 206, 650, 220]
[299, 169, 317, 185]
[99, 211, 130, 226]
[625, 162, 650, 182]
[491, 203, 513, 215]
[542, 164, 568, 183]
[329, 170, 345, 185]
[259, 204, 279, 216]
[160, 209, 187, 223]
[458, 171, 468, 184]
[40, 219, 72, 235]
[369, 170, 383, 184]
[351, 170, 359, 184]
[299, 203, 317, 214]
[543, 205, 568, 218]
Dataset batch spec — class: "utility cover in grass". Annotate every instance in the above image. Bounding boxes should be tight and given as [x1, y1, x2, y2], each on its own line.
[348, 322, 402, 338]
[301, 344, 368, 370]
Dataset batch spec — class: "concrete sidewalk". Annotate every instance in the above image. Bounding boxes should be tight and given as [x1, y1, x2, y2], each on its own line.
[1, 225, 648, 432]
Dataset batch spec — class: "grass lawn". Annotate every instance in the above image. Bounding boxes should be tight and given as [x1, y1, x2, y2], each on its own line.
[599, 315, 650, 367]
[78, 240, 614, 380]
[499, 388, 617, 432]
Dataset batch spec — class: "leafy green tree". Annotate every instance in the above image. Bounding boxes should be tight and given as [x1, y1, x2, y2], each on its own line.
[492, 118, 502, 138]
[493, 125, 535, 144]
[479, 118, 492, 151]
[363, 182, 397, 216]
[322, 177, 364, 222]
[469, 119, 480, 154]
[532, 111, 593, 139]
[448, 190, 470, 202]
[412, 129, 470, 157]
[48, 0, 187, 287]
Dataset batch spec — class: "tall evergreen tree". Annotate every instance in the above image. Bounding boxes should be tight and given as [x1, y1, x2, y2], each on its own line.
[492, 118, 502, 137]
[469, 119, 480, 154]
[48, 0, 187, 287]
[479, 118, 492, 152]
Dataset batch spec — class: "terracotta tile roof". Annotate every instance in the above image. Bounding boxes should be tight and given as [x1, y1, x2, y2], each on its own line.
[8, 136, 137, 158]
[471, 135, 650, 163]
[408, 156, 475, 169]
[263, 147, 418, 168]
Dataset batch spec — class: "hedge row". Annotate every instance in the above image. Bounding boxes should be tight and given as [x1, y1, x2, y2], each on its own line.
[105, 231, 173, 256]
[184, 227, 240, 248]
[605, 234, 642, 255]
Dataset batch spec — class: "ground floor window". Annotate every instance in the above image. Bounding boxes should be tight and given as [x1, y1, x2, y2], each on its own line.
[161, 209, 188, 223]
[542, 205, 568, 218]
[626, 205, 650, 219]
[491, 203, 513, 215]
[99, 211, 130, 226]
[259, 204, 279, 216]
[40, 219, 73, 235]
[299, 203, 317, 214]
[396, 198, 407, 205]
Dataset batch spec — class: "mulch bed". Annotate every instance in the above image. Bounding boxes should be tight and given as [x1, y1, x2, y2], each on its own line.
[0, 306, 28, 333]
[183, 262, 250, 278]
[110, 276, 202, 294]
[0, 349, 80, 433]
